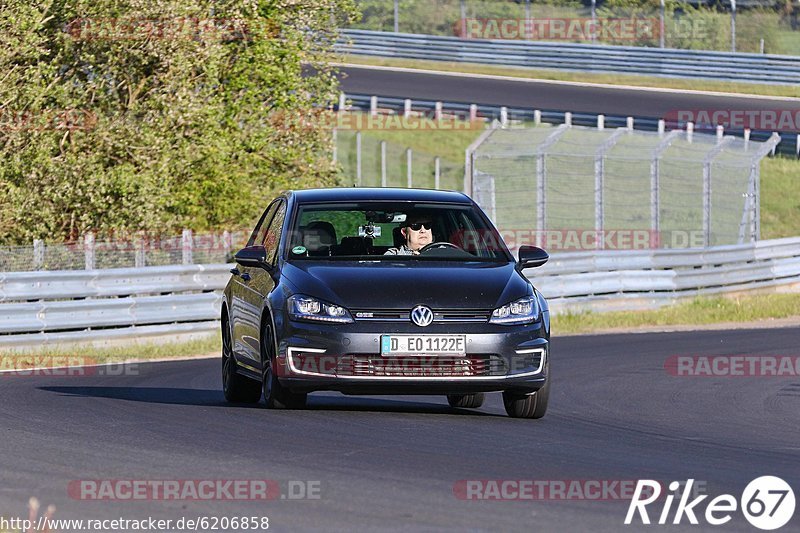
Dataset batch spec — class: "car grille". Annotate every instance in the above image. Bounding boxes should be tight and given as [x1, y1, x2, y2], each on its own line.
[352, 309, 492, 323]
[290, 353, 509, 377]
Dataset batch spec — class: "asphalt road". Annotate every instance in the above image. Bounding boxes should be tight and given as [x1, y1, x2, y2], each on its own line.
[2, 326, 799, 532]
[336, 65, 800, 119]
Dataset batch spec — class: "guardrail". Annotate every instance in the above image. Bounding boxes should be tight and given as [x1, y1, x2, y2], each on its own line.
[336, 29, 800, 85]
[0, 264, 229, 349]
[342, 94, 796, 158]
[531, 236, 800, 313]
[1, 237, 799, 348]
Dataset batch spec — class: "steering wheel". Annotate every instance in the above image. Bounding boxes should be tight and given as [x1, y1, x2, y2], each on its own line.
[419, 242, 462, 253]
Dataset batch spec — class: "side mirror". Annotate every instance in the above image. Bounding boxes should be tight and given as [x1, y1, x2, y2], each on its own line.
[234, 245, 268, 267]
[517, 245, 549, 270]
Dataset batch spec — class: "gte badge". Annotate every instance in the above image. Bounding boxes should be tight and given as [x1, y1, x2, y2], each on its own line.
[625, 477, 795, 530]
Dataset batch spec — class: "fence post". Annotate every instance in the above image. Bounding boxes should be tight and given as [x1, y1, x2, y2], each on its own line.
[406, 148, 413, 188]
[404, 99, 412, 118]
[658, 119, 665, 136]
[626, 116, 634, 131]
[33, 239, 44, 270]
[730, 0, 737, 53]
[223, 230, 232, 262]
[356, 131, 362, 186]
[135, 231, 146, 268]
[687, 122, 694, 143]
[393, 0, 399, 33]
[597, 115, 605, 131]
[435, 101, 443, 121]
[370, 96, 378, 116]
[338, 92, 346, 112]
[84, 232, 95, 270]
[470, 104, 478, 123]
[332, 128, 338, 164]
[659, 0, 665, 48]
[381, 140, 387, 187]
[500, 107, 508, 128]
[564, 112, 572, 126]
[534, 110, 541, 126]
[182, 229, 193, 265]
[716, 125, 724, 143]
[434, 157, 441, 189]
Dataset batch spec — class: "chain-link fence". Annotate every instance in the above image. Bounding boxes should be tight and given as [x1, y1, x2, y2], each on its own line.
[350, 0, 799, 55]
[469, 122, 780, 251]
[0, 230, 249, 272]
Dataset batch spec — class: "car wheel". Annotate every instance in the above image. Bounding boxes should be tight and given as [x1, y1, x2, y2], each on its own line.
[261, 322, 307, 410]
[446, 393, 485, 408]
[222, 315, 261, 403]
[502, 379, 549, 419]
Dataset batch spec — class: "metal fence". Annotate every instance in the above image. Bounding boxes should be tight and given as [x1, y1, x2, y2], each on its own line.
[0, 230, 248, 272]
[348, 0, 798, 55]
[336, 29, 800, 85]
[468, 120, 780, 249]
[1, 237, 799, 348]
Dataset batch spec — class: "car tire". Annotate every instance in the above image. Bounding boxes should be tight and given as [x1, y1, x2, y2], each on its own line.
[446, 393, 485, 408]
[261, 321, 307, 410]
[222, 315, 262, 403]
[502, 378, 549, 419]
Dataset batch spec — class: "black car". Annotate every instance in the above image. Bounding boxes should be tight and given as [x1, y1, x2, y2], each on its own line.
[221, 188, 551, 418]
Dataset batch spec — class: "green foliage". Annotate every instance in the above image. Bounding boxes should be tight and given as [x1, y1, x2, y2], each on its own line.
[0, 0, 358, 244]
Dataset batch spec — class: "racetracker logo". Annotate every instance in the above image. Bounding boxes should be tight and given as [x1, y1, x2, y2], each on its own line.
[456, 18, 659, 41]
[68, 480, 321, 500]
[0, 356, 138, 377]
[453, 229, 706, 251]
[65, 17, 257, 42]
[271, 110, 482, 131]
[453, 480, 660, 501]
[664, 109, 800, 133]
[665, 355, 800, 377]
[625, 477, 795, 530]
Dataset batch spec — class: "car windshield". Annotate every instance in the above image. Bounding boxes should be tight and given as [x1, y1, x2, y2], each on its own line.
[287, 202, 511, 261]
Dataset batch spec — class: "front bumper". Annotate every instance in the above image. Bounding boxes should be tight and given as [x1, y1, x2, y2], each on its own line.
[275, 316, 549, 395]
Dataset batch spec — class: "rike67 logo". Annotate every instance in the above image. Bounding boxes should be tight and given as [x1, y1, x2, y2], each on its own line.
[625, 477, 795, 530]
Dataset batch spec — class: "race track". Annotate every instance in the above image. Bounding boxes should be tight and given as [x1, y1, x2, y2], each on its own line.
[2, 326, 798, 531]
[337, 65, 800, 120]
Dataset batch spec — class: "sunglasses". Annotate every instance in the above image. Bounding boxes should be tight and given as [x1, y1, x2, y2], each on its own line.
[406, 222, 432, 231]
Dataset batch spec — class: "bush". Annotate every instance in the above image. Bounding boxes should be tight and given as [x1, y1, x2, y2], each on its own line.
[0, 0, 358, 244]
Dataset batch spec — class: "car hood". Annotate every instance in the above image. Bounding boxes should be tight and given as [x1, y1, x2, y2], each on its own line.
[281, 260, 528, 310]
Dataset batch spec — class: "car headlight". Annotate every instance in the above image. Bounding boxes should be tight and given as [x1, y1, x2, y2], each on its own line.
[490, 296, 539, 325]
[288, 295, 353, 324]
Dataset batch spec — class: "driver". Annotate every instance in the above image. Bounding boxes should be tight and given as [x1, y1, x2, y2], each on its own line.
[384, 214, 433, 255]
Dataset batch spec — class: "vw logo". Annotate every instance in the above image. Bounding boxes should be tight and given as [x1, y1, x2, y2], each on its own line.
[410, 305, 434, 327]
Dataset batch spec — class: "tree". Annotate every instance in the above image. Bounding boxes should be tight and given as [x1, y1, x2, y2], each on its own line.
[0, 0, 358, 243]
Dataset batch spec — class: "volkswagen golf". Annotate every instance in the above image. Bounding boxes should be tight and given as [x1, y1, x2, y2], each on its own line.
[221, 188, 551, 418]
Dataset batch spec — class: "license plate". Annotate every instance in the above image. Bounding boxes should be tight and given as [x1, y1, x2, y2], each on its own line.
[380, 335, 466, 356]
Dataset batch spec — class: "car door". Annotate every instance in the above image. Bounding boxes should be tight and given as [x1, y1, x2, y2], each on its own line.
[239, 200, 286, 369]
[231, 201, 278, 364]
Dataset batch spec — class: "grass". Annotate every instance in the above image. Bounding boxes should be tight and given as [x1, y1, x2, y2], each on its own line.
[335, 55, 800, 99]
[554, 292, 800, 335]
[0, 333, 220, 366]
[336, 114, 479, 191]
[760, 156, 800, 240]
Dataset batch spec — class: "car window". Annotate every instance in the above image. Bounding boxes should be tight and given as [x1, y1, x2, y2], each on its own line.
[287, 202, 510, 261]
[262, 201, 286, 265]
[248, 201, 279, 247]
